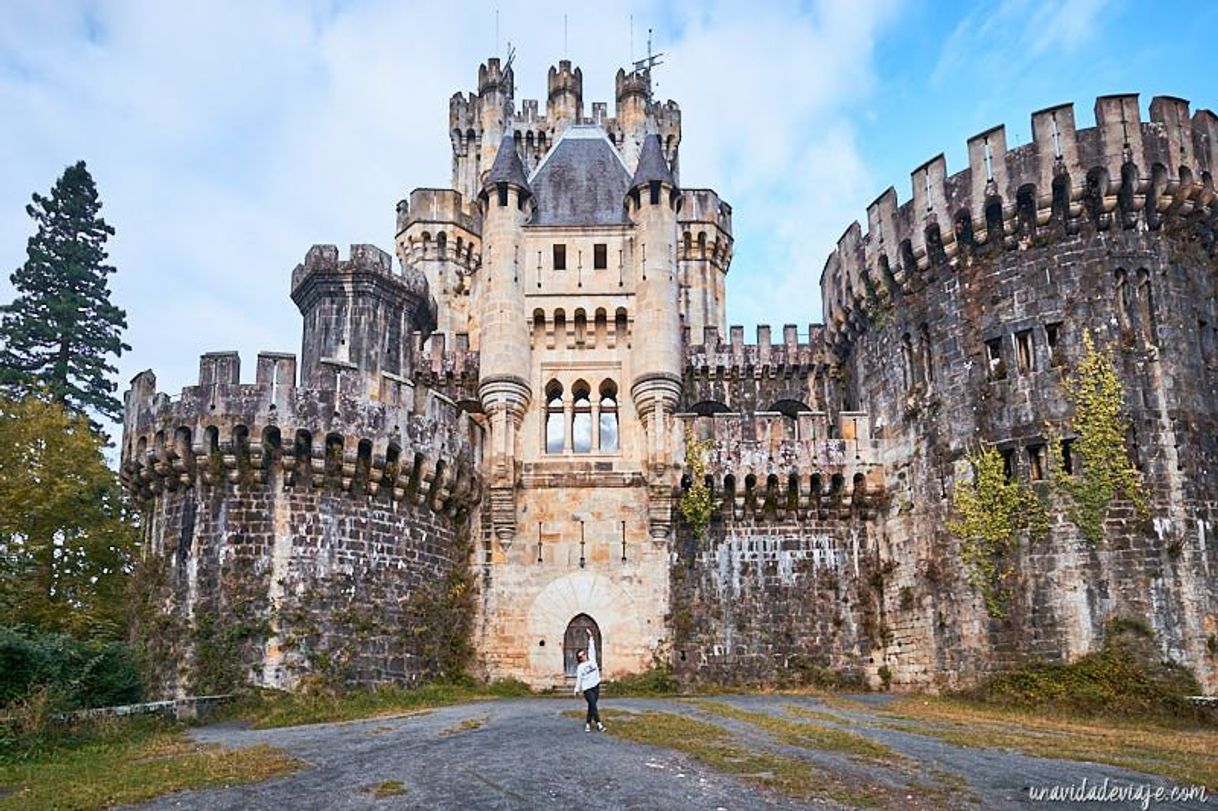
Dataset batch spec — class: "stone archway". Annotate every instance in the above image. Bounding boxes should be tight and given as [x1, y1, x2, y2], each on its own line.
[563, 613, 601, 677]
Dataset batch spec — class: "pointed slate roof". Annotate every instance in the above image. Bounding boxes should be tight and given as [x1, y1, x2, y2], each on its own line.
[630, 134, 674, 189]
[484, 133, 531, 193]
[529, 126, 632, 226]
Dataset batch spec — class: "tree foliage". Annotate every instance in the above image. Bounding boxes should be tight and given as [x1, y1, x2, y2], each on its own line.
[948, 445, 1048, 618]
[0, 161, 129, 424]
[1056, 332, 1148, 542]
[0, 395, 137, 639]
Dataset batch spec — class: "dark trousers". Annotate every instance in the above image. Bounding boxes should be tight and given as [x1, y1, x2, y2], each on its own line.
[583, 684, 600, 725]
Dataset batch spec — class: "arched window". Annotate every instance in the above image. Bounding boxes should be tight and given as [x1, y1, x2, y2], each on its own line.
[901, 332, 914, 390]
[436, 231, 447, 258]
[545, 380, 564, 453]
[1135, 268, 1156, 346]
[1115, 268, 1132, 332]
[572, 380, 592, 453]
[697, 231, 707, 259]
[574, 309, 587, 346]
[594, 308, 608, 347]
[599, 380, 619, 452]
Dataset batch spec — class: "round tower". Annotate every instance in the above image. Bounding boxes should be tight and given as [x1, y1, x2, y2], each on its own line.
[626, 135, 682, 537]
[476, 134, 534, 543]
[290, 243, 435, 395]
[477, 57, 514, 186]
[615, 68, 651, 172]
[546, 60, 583, 123]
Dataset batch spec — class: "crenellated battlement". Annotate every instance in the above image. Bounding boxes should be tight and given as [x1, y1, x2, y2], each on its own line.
[396, 189, 482, 275]
[290, 243, 429, 301]
[677, 411, 883, 520]
[119, 352, 482, 514]
[449, 59, 683, 198]
[820, 93, 1218, 354]
[477, 57, 512, 96]
[678, 189, 734, 270]
[685, 324, 828, 375]
[413, 331, 480, 407]
[615, 68, 650, 103]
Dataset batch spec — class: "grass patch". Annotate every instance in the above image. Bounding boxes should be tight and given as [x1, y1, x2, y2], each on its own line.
[0, 722, 299, 810]
[597, 709, 962, 810]
[362, 779, 407, 798]
[878, 695, 1218, 788]
[783, 702, 856, 725]
[690, 700, 902, 766]
[228, 678, 531, 729]
[442, 716, 486, 735]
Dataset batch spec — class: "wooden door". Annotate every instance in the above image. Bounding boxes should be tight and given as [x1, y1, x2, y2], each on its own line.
[563, 614, 602, 677]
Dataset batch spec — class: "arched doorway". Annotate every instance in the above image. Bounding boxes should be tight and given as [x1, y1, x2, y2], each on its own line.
[563, 614, 602, 677]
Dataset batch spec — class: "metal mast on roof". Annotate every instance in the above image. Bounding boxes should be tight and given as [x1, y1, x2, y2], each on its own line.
[632, 28, 664, 102]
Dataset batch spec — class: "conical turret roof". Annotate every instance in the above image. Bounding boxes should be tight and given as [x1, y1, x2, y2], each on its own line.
[630, 133, 674, 189]
[484, 133, 531, 194]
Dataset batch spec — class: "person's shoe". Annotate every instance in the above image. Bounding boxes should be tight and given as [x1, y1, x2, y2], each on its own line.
[585, 723, 591, 733]
[596, 722, 606, 732]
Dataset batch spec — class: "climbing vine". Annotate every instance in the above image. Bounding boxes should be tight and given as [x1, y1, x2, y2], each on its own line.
[1055, 332, 1148, 543]
[678, 437, 715, 541]
[948, 445, 1048, 618]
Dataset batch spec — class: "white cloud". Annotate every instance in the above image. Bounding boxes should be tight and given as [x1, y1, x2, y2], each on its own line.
[0, 0, 902, 403]
[931, 0, 1111, 86]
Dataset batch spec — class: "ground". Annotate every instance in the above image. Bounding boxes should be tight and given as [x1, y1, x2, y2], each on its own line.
[135, 694, 1216, 810]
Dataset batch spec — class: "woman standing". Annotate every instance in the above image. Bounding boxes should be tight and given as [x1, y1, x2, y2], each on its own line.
[573, 628, 605, 732]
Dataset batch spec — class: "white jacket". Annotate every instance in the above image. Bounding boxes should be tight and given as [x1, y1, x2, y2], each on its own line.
[573, 636, 601, 693]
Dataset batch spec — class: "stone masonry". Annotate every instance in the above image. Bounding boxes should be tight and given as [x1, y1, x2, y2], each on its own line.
[121, 59, 1218, 695]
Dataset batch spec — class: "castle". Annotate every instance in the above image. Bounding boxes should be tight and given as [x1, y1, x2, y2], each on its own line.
[120, 57, 1218, 695]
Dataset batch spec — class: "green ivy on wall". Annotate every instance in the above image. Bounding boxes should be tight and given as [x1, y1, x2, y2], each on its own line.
[1055, 332, 1148, 543]
[948, 445, 1048, 618]
[678, 437, 715, 541]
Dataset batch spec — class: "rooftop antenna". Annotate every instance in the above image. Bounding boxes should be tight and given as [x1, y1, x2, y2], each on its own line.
[494, 8, 499, 56]
[629, 14, 634, 63]
[564, 14, 568, 57]
[504, 42, 516, 73]
[631, 28, 664, 101]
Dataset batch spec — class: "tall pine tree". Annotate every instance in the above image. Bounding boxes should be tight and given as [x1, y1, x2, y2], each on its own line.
[0, 161, 129, 424]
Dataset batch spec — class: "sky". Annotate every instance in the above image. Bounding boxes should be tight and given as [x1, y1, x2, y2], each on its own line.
[2, 0, 1217, 406]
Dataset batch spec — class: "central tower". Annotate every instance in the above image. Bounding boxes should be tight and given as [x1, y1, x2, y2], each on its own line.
[409, 59, 732, 685]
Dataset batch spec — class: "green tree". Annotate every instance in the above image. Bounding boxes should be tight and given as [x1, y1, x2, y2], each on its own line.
[0, 161, 129, 424]
[0, 395, 137, 639]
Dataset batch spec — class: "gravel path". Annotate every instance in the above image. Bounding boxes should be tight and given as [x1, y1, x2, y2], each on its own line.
[136, 695, 1215, 810]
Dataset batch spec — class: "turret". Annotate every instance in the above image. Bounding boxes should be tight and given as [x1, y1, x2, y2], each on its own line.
[290, 243, 435, 396]
[476, 134, 534, 543]
[546, 60, 583, 123]
[677, 189, 733, 337]
[615, 68, 651, 171]
[625, 134, 682, 538]
[396, 189, 482, 345]
[477, 57, 515, 187]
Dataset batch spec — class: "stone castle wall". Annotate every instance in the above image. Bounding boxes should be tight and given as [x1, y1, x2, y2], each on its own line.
[121, 347, 481, 695]
[819, 93, 1218, 691]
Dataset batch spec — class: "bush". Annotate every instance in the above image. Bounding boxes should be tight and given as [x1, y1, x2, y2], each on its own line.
[955, 624, 1205, 723]
[0, 626, 141, 710]
[603, 666, 679, 696]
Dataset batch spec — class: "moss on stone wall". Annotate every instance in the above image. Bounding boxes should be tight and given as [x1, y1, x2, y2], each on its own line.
[678, 438, 714, 541]
[1055, 332, 1148, 543]
[948, 446, 1048, 618]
